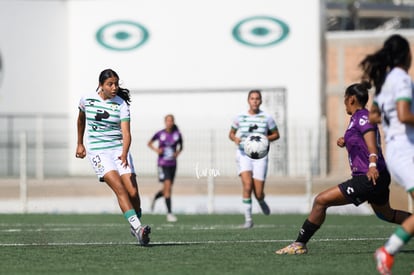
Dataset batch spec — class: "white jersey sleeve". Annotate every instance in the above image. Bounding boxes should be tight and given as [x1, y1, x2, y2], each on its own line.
[375, 67, 414, 142]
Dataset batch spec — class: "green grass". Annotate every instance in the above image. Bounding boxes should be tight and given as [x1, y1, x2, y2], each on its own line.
[0, 213, 413, 274]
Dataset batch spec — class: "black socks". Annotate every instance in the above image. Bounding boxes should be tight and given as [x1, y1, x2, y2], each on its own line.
[296, 219, 320, 244]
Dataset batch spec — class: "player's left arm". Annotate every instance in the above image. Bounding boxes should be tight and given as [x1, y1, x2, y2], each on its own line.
[397, 99, 414, 126]
[267, 116, 280, 142]
[363, 129, 379, 184]
[174, 133, 183, 158]
[267, 128, 280, 142]
[120, 120, 131, 167]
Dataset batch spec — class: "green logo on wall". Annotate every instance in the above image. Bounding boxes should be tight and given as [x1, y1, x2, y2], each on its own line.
[232, 16, 289, 47]
[96, 20, 149, 51]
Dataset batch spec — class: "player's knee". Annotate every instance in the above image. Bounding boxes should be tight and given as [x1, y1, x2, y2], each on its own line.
[313, 194, 327, 207]
[375, 211, 392, 223]
[243, 186, 253, 193]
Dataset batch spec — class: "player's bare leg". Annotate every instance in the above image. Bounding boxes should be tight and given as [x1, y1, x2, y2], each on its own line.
[163, 179, 177, 222]
[253, 179, 270, 215]
[121, 173, 142, 216]
[105, 171, 150, 246]
[240, 171, 254, 228]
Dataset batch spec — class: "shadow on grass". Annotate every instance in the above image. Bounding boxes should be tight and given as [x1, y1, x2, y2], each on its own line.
[399, 249, 414, 254]
[140, 242, 196, 248]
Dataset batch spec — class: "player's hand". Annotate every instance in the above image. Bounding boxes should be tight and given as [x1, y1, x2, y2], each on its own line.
[233, 137, 241, 145]
[366, 167, 379, 185]
[76, 144, 86, 159]
[118, 155, 129, 168]
[337, 137, 345, 148]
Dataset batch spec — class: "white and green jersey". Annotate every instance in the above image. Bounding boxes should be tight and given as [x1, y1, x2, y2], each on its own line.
[231, 110, 277, 151]
[373, 67, 414, 143]
[79, 92, 130, 151]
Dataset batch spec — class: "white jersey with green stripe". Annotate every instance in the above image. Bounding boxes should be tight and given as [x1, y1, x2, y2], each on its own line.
[79, 92, 130, 151]
[231, 110, 277, 151]
[373, 67, 414, 143]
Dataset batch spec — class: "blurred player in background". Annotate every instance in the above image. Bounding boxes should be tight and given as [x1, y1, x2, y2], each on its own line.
[148, 114, 183, 222]
[229, 89, 280, 229]
[76, 68, 151, 246]
[360, 34, 414, 275]
[275, 81, 411, 255]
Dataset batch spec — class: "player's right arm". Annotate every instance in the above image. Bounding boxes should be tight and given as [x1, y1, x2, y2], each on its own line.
[336, 137, 345, 148]
[76, 109, 86, 159]
[148, 133, 163, 155]
[228, 127, 241, 145]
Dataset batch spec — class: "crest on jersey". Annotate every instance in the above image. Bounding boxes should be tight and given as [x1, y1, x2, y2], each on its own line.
[359, 118, 368, 126]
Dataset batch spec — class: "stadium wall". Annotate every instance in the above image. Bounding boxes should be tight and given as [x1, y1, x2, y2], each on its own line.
[0, 0, 324, 177]
[66, 0, 324, 177]
[1, 2, 414, 180]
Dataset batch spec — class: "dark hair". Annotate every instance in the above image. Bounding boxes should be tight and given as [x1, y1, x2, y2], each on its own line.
[248, 89, 262, 100]
[165, 114, 179, 132]
[97, 69, 131, 105]
[345, 81, 371, 107]
[360, 34, 411, 95]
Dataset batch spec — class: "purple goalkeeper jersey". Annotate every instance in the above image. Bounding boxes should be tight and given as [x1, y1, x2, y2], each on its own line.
[150, 129, 183, 167]
[344, 109, 386, 176]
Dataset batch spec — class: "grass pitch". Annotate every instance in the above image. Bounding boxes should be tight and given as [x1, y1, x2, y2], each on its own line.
[0, 213, 413, 274]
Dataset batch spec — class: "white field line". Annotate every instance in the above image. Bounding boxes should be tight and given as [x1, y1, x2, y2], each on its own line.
[0, 223, 391, 246]
[0, 238, 389, 247]
[0, 223, 393, 232]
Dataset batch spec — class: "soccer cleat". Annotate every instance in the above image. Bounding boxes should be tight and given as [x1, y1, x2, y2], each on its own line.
[131, 225, 151, 246]
[259, 201, 271, 215]
[241, 220, 254, 229]
[375, 246, 394, 275]
[275, 242, 308, 255]
[166, 213, 178, 222]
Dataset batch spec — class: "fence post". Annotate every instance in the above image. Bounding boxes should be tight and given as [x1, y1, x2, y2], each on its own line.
[207, 175, 215, 214]
[7, 115, 13, 176]
[36, 115, 44, 180]
[319, 116, 327, 177]
[207, 129, 215, 214]
[305, 129, 313, 212]
[20, 131, 28, 213]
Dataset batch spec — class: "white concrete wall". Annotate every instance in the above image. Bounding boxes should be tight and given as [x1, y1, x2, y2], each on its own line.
[0, 0, 323, 176]
[66, 0, 323, 175]
[0, 0, 68, 114]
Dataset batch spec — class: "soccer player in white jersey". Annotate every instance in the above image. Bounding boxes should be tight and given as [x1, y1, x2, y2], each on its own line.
[360, 34, 414, 275]
[76, 69, 151, 246]
[229, 90, 280, 228]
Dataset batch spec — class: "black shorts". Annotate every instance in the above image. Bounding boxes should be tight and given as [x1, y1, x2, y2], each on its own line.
[158, 165, 176, 182]
[338, 169, 391, 206]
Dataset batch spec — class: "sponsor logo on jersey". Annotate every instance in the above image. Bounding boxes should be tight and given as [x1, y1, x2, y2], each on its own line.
[359, 117, 368, 126]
